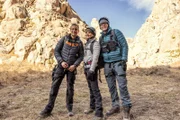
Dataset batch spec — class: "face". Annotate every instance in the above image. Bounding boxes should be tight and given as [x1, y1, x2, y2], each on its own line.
[70, 25, 79, 38]
[85, 30, 94, 40]
[100, 23, 108, 32]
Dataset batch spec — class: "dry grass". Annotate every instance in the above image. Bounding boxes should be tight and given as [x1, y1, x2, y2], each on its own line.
[0, 63, 180, 120]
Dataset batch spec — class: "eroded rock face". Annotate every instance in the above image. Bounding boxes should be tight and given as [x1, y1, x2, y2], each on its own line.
[0, 0, 86, 67]
[2, 0, 18, 11]
[1, 0, 180, 68]
[129, 0, 180, 67]
[35, 0, 80, 19]
[5, 4, 28, 20]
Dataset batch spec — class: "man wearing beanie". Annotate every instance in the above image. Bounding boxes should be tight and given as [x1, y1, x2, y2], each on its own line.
[98, 17, 132, 120]
[83, 27, 104, 120]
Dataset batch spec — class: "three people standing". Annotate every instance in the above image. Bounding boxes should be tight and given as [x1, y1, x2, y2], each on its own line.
[40, 17, 132, 120]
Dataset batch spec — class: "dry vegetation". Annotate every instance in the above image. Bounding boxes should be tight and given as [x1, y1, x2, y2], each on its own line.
[0, 62, 180, 120]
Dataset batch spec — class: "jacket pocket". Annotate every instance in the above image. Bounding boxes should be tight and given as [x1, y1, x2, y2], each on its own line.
[114, 62, 126, 76]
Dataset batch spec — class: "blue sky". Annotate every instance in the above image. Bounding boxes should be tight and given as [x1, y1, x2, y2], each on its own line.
[68, 0, 154, 38]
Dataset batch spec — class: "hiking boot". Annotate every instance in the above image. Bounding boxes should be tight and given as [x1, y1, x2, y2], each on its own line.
[68, 111, 74, 117]
[93, 116, 103, 120]
[84, 108, 94, 114]
[39, 109, 51, 117]
[105, 106, 120, 116]
[123, 106, 131, 120]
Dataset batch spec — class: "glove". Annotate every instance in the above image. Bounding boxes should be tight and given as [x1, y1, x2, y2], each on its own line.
[87, 70, 95, 81]
[119, 60, 127, 71]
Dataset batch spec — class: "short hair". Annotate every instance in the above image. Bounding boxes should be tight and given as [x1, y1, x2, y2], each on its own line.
[70, 23, 79, 29]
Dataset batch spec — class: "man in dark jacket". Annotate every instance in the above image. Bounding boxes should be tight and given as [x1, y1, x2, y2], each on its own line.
[40, 23, 84, 117]
[98, 17, 132, 120]
[83, 27, 103, 120]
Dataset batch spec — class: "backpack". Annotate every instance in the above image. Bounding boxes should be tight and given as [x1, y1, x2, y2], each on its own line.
[99, 29, 119, 53]
[90, 40, 104, 69]
[99, 29, 117, 43]
[89, 30, 118, 82]
[90, 29, 118, 67]
[89, 40, 103, 83]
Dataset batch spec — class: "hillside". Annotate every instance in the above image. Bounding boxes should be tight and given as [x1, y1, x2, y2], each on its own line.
[129, 0, 180, 67]
[0, 0, 87, 68]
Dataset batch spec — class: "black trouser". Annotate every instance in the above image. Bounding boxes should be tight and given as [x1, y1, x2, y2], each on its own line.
[45, 65, 76, 112]
[84, 68, 103, 117]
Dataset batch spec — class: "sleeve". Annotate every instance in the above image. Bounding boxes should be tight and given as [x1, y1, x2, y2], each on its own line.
[115, 29, 128, 61]
[54, 36, 65, 64]
[73, 41, 84, 67]
[90, 41, 100, 72]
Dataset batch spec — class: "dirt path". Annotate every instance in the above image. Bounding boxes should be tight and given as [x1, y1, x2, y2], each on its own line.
[0, 63, 180, 120]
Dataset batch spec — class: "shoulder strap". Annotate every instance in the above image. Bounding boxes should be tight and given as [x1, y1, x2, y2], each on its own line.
[111, 29, 121, 47]
[58, 36, 66, 50]
[111, 29, 117, 41]
[90, 40, 96, 54]
[99, 35, 104, 44]
[63, 35, 68, 43]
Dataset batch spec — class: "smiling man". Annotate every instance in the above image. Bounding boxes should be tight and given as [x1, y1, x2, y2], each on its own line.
[40, 23, 84, 117]
[98, 17, 132, 120]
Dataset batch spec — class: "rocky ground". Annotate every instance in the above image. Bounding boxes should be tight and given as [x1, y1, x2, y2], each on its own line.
[0, 62, 180, 120]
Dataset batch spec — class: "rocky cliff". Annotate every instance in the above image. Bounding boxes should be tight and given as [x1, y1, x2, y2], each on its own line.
[0, 0, 180, 68]
[129, 0, 180, 67]
[0, 0, 87, 67]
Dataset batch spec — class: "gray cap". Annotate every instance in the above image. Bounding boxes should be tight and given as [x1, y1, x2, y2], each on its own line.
[86, 27, 96, 36]
[99, 17, 109, 25]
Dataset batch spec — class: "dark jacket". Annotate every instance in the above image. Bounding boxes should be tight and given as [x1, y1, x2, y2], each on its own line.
[54, 34, 84, 66]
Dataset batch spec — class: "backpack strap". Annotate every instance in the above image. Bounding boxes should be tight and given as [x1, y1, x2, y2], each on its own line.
[99, 29, 117, 43]
[89, 39, 102, 83]
[99, 35, 104, 45]
[111, 29, 117, 41]
[64, 35, 69, 41]
[111, 29, 120, 47]
[57, 35, 66, 51]
[89, 39, 96, 54]
[98, 69, 102, 83]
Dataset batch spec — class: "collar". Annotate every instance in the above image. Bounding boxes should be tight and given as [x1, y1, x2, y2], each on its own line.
[85, 38, 96, 45]
[67, 34, 80, 42]
[100, 27, 112, 36]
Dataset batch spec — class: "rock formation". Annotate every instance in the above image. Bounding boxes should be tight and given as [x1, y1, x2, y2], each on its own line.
[0, 0, 180, 68]
[0, 0, 87, 68]
[129, 0, 180, 67]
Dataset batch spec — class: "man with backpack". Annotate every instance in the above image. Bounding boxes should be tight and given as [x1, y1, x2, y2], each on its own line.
[98, 17, 132, 120]
[83, 27, 104, 120]
[40, 23, 84, 117]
